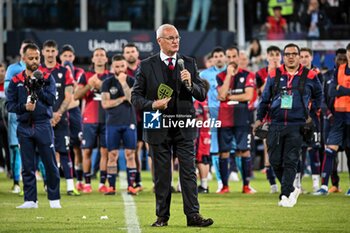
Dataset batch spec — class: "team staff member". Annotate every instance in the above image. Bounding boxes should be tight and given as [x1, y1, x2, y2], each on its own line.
[39, 40, 79, 196]
[101, 54, 138, 195]
[132, 24, 213, 227]
[254, 43, 322, 207]
[217, 46, 256, 194]
[74, 48, 110, 193]
[315, 43, 350, 196]
[6, 43, 61, 208]
[60, 44, 85, 191]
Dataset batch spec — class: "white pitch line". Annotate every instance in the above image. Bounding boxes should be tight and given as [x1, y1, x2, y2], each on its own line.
[119, 173, 141, 233]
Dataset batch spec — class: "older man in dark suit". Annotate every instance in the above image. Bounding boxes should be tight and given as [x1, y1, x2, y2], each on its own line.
[132, 24, 213, 227]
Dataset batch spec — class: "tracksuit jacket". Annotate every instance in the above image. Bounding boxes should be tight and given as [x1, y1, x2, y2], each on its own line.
[257, 65, 323, 126]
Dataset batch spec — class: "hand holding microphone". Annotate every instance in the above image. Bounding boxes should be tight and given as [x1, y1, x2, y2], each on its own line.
[178, 58, 192, 91]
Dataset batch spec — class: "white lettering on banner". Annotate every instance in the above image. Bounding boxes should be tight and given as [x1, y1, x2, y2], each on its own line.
[88, 39, 153, 53]
[162, 118, 221, 128]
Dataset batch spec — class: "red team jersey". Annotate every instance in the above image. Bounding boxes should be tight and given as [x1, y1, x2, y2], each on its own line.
[78, 70, 111, 124]
[194, 99, 211, 161]
[217, 68, 255, 127]
[39, 63, 74, 113]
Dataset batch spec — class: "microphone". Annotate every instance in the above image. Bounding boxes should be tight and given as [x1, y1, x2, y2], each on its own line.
[177, 58, 191, 90]
[33, 70, 43, 80]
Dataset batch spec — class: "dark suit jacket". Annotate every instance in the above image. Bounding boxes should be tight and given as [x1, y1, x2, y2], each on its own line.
[131, 53, 206, 144]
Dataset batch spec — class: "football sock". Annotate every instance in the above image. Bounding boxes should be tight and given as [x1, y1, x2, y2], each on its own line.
[266, 165, 276, 185]
[309, 148, 320, 175]
[127, 167, 137, 187]
[84, 172, 91, 184]
[321, 148, 336, 186]
[241, 157, 251, 186]
[211, 154, 221, 182]
[100, 170, 107, 185]
[219, 157, 229, 187]
[75, 164, 83, 182]
[107, 174, 116, 189]
[60, 152, 73, 179]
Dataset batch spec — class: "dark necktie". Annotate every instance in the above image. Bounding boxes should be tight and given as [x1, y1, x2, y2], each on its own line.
[167, 58, 175, 71]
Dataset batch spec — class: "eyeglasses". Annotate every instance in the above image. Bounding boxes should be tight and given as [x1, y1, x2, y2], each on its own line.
[161, 36, 181, 42]
[284, 52, 299, 57]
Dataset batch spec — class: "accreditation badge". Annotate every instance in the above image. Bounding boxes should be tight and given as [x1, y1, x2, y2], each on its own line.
[281, 94, 293, 109]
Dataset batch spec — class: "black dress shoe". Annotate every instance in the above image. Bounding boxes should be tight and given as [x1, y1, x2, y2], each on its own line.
[151, 217, 169, 227]
[187, 214, 213, 227]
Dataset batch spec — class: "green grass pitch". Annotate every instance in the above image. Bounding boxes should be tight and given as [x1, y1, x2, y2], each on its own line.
[0, 171, 349, 233]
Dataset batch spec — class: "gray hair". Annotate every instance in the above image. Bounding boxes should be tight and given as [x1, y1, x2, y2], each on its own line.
[156, 24, 177, 39]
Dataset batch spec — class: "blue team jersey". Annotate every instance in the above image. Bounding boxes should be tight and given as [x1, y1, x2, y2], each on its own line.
[101, 75, 136, 126]
[5, 61, 26, 92]
[199, 65, 226, 119]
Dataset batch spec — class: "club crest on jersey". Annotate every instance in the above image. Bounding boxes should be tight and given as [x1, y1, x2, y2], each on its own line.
[58, 73, 63, 79]
[240, 77, 245, 83]
[109, 87, 118, 95]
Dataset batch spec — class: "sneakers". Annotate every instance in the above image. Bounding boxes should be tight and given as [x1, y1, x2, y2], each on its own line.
[49, 200, 62, 208]
[345, 188, 350, 196]
[198, 185, 209, 194]
[216, 182, 223, 193]
[270, 184, 278, 194]
[82, 185, 92, 193]
[242, 185, 257, 194]
[313, 185, 328, 196]
[127, 186, 138, 195]
[278, 195, 293, 207]
[76, 182, 84, 192]
[289, 188, 301, 206]
[98, 185, 109, 193]
[217, 185, 229, 194]
[328, 186, 342, 193]
[229, 172, 240, 182]
[12, 184, 21, 194]
[16, 201, 38, 209]
[67, 189, 81, 196]
[104, 187, 116, 195]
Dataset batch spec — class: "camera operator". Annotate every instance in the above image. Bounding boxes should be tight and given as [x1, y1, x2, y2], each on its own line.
[253, 43, 322, 207]
[6, 43, 61, 209]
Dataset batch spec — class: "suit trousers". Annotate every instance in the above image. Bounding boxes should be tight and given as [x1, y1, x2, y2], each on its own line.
[150, 128, 199, 219]
[17, 121, 60, 202]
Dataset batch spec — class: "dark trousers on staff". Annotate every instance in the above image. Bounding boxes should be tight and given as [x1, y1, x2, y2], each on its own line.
[150, 128, 199, 219]
[266, 125, 303, 197]
[17, 121, 60, 202]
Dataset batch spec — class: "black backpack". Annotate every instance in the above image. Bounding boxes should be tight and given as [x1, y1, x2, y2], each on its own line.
[272, 67, 309, 119]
